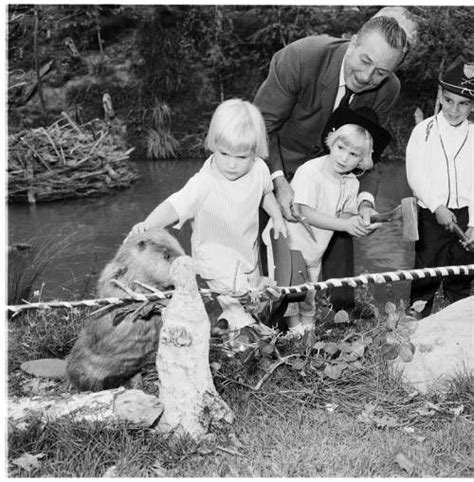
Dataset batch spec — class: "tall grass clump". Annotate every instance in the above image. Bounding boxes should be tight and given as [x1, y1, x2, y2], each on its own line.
[8, 233, 78, 305]
[145, 100, 179, 159]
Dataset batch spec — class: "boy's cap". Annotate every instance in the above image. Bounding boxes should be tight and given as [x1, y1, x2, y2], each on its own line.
[322, 106, 392, 160]
[439, 56, 474, 100]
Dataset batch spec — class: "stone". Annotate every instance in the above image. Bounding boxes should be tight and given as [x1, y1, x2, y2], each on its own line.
[392, 296, 473, 393]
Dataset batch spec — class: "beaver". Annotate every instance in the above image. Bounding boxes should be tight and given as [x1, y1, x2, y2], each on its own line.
[66, 228, 185, 392]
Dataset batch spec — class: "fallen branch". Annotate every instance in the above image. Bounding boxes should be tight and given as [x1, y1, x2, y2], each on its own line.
[8, 388, 163, 430]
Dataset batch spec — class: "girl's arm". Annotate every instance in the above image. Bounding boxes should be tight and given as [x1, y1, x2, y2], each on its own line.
[298, 204, 370, 238]
[129, 201, 179, 235]
[262, 191, 287, 238]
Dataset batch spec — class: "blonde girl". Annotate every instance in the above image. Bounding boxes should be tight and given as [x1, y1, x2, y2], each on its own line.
[129, 99, 287, 330]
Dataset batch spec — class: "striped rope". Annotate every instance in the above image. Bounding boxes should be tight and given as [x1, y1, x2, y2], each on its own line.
[7, 264, 474, 316]
[278, 264, 474, 297]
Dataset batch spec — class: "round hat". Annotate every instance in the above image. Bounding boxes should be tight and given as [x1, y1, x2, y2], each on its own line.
[439, 56, 474, 100]
[322, 106, 392, 161]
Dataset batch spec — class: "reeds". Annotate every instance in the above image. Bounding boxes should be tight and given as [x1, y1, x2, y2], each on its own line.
[8, 233, 78, 305]
[145, 100, 179, 159]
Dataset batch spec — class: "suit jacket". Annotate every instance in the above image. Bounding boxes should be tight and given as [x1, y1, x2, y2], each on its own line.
[254, 35, 401, 196]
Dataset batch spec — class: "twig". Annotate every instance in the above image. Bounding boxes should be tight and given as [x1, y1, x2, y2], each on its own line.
[111, 279, 142, 298]
[40, 127, 63, 163]
[253, 354, 301, 391]
[133, 280, 166, 298]
[215, 446, 244, 457]
[61, 111, 82, 135]
[20, 137, 52, 171]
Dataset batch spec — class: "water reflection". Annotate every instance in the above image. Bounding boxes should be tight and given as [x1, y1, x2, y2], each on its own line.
[8, 159, 415, 304]
[8, 160, 201, 299]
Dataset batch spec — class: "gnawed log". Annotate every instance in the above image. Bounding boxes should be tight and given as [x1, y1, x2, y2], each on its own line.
[8, 388, 163, 430]
[157, 256, 234, 440]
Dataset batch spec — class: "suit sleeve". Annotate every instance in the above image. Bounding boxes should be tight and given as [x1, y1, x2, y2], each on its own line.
[372, 75, 401, 127]
[254, 43, 304, 174]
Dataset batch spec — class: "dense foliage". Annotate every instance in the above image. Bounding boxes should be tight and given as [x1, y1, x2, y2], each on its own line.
[7, 5, 473, 154]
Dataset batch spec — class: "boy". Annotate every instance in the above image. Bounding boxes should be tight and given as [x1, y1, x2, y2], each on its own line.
[406, 56, 474, 318]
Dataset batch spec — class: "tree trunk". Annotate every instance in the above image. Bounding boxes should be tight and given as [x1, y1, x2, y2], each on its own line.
[156, 256, 234, 440]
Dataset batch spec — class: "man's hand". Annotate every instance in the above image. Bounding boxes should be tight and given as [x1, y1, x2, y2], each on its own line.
[462, 227, 474, 251]
[273, 176, 300, 222]
[435, 205, 456, 231]
[358, 200, 382, 231]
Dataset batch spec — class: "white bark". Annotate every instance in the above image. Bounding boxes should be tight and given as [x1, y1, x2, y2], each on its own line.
[156, 256, 234, 439]
[8, 388, 163, 430]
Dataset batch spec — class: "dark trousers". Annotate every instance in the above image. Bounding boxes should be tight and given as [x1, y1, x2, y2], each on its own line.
[410, 207, 474, 317]
[321, 231, 355, 310]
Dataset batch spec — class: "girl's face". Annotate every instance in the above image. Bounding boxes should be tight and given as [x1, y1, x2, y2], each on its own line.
[213, 147, 255, 181]
[329, 138, 364, 174]
[440, 90, 473, 127]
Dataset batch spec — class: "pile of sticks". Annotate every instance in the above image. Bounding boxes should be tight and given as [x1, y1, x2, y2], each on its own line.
[8, 112, 139, 203]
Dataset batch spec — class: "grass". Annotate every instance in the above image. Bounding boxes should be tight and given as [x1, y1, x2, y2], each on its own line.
[6, 291, 474, 478]
[8, 233, 81, 306]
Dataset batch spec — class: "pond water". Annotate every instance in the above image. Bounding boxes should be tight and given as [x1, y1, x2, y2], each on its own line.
[7, 159, 415, 305]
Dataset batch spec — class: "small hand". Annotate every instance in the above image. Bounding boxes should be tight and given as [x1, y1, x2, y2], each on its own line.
[358, 201, 382, 231]
[435, 205, 456, 231]
[124, 221, 148, 242]
[344, 215, 373, 237]
[274, 176, 298, 222]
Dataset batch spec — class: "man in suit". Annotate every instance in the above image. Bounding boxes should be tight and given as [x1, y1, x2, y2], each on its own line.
[255, 12, 415, 310]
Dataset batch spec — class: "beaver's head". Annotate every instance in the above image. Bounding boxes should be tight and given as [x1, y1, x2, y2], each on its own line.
[111, 228, 185, 291]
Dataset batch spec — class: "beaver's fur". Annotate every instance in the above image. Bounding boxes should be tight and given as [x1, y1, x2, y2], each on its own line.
[66, 228, 185, 391]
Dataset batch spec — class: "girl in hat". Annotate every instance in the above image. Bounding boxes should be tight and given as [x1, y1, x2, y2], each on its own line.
[265, 106, 391, 335]
[128, 98, 287, 331]
[265, 107, 390, 334]
[406, 57, 474, 318]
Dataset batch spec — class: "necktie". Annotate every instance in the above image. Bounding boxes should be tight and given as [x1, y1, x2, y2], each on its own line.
[339, 86, 354, 108]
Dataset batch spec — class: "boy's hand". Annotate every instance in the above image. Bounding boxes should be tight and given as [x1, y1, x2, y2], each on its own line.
[435, 205, 456, 231]
[272, 217, 288, 239]
[344, 216, 372, 237]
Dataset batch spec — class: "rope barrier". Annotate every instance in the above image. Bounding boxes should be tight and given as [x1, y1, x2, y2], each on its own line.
[7, 264, 474, 316]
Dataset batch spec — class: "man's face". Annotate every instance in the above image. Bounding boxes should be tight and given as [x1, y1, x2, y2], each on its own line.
[344, 30, 403, 93]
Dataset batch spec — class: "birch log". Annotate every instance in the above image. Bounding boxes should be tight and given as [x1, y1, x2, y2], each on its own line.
[156, 256, 234, 439]
[8, 388, 163, 430]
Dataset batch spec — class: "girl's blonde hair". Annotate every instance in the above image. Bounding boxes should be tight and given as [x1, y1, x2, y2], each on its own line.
[325, 124, 374, 171]
[205, 99, 268, 158]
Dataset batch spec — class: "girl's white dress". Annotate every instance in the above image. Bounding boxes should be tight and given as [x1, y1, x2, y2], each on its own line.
[168, 155, 273, 329]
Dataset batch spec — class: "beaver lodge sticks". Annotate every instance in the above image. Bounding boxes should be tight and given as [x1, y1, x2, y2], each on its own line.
[8, 112, 139, 203]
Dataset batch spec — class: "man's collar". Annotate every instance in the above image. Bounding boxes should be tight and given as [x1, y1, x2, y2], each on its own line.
[339, 56, 346, 88]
